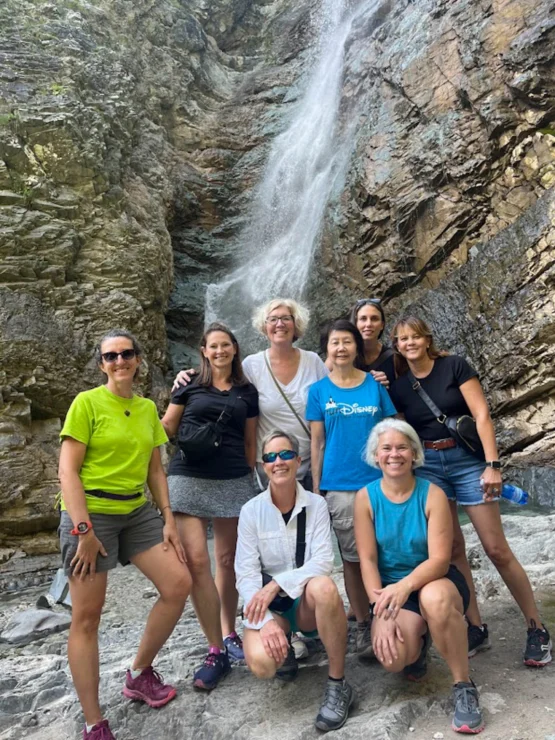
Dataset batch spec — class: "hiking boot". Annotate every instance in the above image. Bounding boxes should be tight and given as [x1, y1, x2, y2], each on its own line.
[451, 680, 484, 734]
[314, 678, 354, 732]
[467, 623, 490, 658]
[524, 620, 552, 667]
[276, 639, 298, 682]
[291, 633, 309, 660]
[224, 631, 245, 662]
[83, 720, 116, 740]
[193, 647, 231, 690]
[404, 629, 430, 681]
[123, 666, 176, 707]
[356, 620, 373, 658]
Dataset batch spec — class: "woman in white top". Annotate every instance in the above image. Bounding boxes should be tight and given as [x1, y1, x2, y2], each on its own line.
[243, 298, 328, 491]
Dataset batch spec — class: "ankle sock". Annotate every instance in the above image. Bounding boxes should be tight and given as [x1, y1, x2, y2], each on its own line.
[129, 668, 142, 679]
[208, 645, 222, 655]
[224, 631, 238, 640]
[328, 675, 344, 683]
[85, 723, 96, 732]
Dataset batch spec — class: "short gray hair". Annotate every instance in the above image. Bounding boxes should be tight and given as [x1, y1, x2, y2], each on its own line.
[365, 419, 424, 469]
[251, 298, 310, 340]
[261, 429, 300, 456]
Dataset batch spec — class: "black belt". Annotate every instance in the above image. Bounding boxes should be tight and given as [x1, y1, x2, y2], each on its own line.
[85, 489, 143, 501]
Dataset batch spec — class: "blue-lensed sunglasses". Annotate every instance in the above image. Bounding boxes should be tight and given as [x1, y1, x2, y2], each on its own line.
[262, 449, 297, 463]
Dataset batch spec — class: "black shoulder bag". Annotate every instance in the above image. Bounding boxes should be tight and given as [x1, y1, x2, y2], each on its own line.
[407, 371, 485, 460]
[261, 507, 307, 613]
[178, 385, 241, 462]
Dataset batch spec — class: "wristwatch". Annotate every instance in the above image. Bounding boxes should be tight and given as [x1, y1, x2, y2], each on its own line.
[485, 461, 501, 469]
[70, 521, 93, 535]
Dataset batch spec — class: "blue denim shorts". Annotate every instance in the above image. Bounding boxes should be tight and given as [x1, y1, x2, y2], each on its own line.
[416, 444, 500, 506]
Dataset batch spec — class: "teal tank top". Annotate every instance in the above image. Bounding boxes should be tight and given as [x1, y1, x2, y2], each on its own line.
[366, 476, 430, 585]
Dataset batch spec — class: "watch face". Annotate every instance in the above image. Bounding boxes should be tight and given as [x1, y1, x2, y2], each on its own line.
[77, 522, 89, 533]
[488, 461, 501, 469]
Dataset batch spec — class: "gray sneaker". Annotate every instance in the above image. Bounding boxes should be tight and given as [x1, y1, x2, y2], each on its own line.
[451, 680, 484, 734]
[314, 678, 354, 732]
[355, 620, 373, 658]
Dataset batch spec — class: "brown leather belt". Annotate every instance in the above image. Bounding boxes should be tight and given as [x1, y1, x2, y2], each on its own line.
[423, 438, 457, 450]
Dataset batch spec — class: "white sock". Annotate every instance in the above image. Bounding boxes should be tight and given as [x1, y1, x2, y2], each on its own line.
[85, 724, 95, 732]
[130, 668, 141, 679]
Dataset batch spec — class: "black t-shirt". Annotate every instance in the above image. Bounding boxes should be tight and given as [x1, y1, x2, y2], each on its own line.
[361, 345, 396, 385]
[282, 506, 294, 525]
[389, 355, 478, 441]
[168, 379, 259, 479]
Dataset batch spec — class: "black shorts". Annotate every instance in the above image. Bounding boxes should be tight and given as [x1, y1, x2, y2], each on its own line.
[401, 565, 470, 617]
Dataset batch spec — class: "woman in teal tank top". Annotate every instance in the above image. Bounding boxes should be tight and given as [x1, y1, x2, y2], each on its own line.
[354, 419, 484, 735]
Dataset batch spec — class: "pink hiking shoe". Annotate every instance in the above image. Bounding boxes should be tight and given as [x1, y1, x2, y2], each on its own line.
[122, 666, 177, 708]
[83, 719, 115, 739]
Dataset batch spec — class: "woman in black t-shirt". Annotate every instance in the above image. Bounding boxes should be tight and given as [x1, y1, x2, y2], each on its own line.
[162, 323, 259, 690]
[388, 316, 551, 668]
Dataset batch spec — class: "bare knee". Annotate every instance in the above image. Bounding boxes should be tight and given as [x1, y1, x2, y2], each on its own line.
[215, 549, 236, 572]
[186, 552, 211, 581]
[159, 568, 192, 604]
[246, 650, 277, 680]
[419, 583, 456, 624]
[72, 607, 102, 635]
[306, 576, 341, 605]
[483, 540, 514, 569]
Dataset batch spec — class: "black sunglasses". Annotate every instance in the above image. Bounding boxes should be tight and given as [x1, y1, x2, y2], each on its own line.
[262, 449, 297, 463]
[101, 349, 137, 363]
[356, 298, 382, 307]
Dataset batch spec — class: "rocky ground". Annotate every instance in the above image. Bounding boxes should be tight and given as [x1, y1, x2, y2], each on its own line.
[1, 514, 554, 740]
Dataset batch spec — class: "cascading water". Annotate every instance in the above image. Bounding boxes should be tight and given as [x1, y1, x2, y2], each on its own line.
[205, 0, 368, 349]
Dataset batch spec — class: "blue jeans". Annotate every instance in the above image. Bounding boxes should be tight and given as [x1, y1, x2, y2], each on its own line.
[416, 445, 499, 506]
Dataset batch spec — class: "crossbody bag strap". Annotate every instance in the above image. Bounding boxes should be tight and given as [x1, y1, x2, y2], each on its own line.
[295, 506, 307, 568]
[215, 385, 241, 429]
[406, 370, 447, 424]
[263, 350, 311, 438]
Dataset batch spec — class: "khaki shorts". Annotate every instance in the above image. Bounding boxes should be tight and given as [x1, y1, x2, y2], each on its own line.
[59, 503, 164, 576]
[325, 490, 359, 562]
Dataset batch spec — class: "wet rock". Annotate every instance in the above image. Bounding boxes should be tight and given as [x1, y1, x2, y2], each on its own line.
[0, 608, 71, 646]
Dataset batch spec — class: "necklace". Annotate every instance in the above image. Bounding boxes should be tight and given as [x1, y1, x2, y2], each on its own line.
[121, 396, 135, 417]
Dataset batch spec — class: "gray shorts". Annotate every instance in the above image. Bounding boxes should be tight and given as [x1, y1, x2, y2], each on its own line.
[325, 490, 359, 563]
[59, 503, 164, 576]
[168, 473, 255, 518]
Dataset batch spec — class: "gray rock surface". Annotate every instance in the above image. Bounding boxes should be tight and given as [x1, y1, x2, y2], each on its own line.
[0, 609, 71, 646]
[0, 514, 554, 739]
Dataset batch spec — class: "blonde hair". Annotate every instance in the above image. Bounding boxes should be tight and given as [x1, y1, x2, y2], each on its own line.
[365, 418, 425, 469]
[251, 298, 310, 340]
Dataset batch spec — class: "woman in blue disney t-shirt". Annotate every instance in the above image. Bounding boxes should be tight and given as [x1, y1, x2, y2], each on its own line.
[307, 319, 396, 656]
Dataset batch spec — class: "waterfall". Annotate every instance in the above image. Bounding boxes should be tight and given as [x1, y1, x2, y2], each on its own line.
[205, 0, 364, 348]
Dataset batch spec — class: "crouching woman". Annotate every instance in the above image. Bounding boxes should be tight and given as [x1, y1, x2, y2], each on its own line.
[354, 419, 484, 735]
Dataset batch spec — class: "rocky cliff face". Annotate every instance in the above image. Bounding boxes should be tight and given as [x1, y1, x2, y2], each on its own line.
[0, 0, 554, 550]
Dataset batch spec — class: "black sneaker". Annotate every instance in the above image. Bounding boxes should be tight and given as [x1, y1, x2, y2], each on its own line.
[193, 648, 231, 690]
[467, 623, 490, 658]
[451, 680, 484, 734]
[314, 678, 354, 732]
[404, 629, 430, 681]
[524, 620, 552, 667]
[276, 638, 298, 682]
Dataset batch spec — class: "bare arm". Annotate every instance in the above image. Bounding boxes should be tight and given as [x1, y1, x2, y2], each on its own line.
[161, 402, 185, 438]
[354, 487, 383, 604]
[147, 447, 185, 563]
[459, 377, 502, 499]
[309, 420, 326, 494]
[244, 416, 258, 469]
[58, 438, 90, 526]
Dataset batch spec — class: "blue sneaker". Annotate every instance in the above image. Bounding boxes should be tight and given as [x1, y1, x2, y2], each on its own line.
[224, 631, 245, 662]
[193, 647, 231, 691]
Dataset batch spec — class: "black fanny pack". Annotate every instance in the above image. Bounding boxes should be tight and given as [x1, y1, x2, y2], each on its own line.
[85, 489, 143, 501]
[178, 386, 240, 462]
[407, 371, 485, 460]
[261, 506, 307, 613]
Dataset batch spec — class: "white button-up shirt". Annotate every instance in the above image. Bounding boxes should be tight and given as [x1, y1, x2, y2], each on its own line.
[235, 483, 334, 630]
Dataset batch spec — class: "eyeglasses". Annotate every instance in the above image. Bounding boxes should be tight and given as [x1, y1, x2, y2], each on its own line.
[355, 298, 381, 307]
[265, 315, 294, 325]
[101, 349, 137, 363]
[262, 449, 297, 463]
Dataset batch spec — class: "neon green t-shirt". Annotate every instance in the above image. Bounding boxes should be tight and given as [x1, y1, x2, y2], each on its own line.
[60, 385, 168, 515]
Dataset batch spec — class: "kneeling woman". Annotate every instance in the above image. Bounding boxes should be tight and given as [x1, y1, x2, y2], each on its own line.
[354, 419, 483, 735]
[58, 329, 192, 740]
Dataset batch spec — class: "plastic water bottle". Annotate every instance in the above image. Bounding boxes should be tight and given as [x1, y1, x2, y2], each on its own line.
[500, 484, 528, 505]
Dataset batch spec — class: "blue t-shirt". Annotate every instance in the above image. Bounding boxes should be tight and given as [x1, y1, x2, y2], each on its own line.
[366, 477, 430, 585]
[306, 374, 397, 490]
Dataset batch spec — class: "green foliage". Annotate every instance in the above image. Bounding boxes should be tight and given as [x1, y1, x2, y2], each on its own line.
[50, 82, 67, 96]
[539, 128, 555, 138]
[0, 112, 16, 126]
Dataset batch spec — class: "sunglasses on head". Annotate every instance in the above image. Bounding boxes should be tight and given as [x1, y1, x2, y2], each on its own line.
[262, 449, 297, 463]
[101, 349, 137, 363]
[356, 298, 381, 307]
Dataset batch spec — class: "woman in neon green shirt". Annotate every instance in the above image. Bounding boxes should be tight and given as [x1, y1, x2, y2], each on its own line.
[58, 329, 192, 740]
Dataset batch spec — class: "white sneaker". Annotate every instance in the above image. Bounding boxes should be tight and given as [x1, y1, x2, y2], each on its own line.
[291, 633, 309, 660]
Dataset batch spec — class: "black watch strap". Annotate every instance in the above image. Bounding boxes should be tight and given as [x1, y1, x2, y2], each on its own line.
[485, 460, 501, 469]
